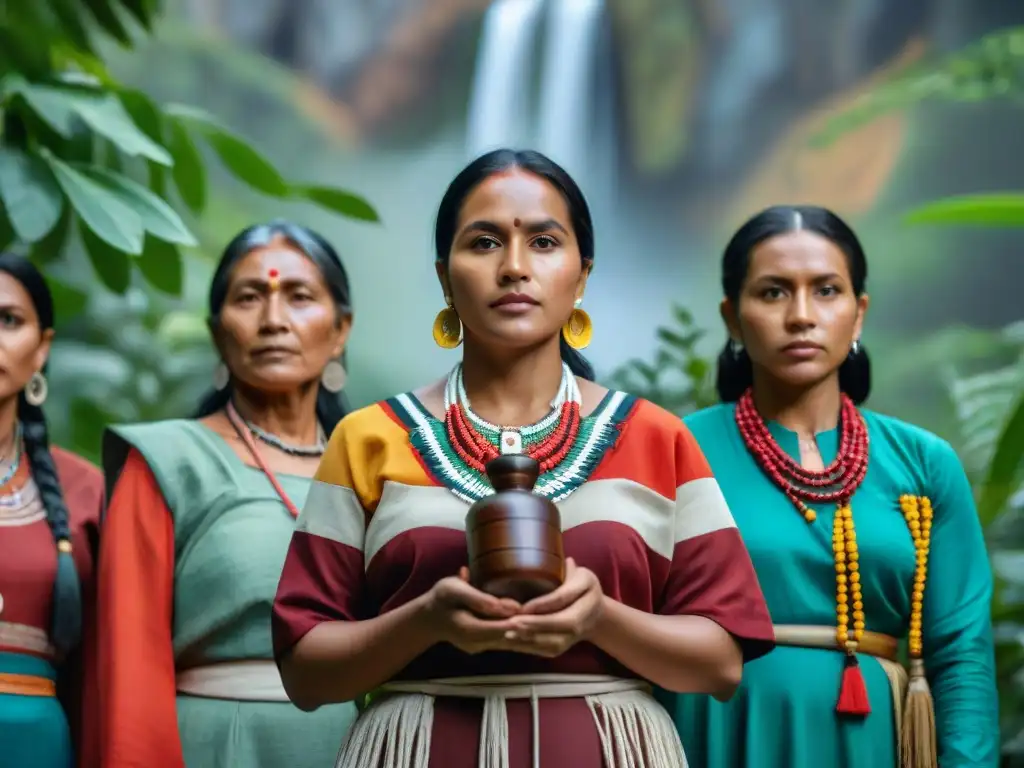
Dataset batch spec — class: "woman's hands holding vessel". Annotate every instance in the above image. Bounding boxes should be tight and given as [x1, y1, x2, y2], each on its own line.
[422, 558, 605, 658]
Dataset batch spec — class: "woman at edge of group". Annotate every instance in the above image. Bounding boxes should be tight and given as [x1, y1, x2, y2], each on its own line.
[93, 221, 359, 767]
[0, 252, 104, 768]
[271, 148, 777, 768]
[658, 205, 999, 768]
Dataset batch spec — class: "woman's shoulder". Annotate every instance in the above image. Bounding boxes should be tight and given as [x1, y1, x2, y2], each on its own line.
[104, 417, 203, 447]
[51, 444, 101, 484]
[101, 418, 239, 510]
[50, 446, 104, 523]
[860, 408, 961, 468]
[328, 398, 416, 447]
[614, 397, 736, 444]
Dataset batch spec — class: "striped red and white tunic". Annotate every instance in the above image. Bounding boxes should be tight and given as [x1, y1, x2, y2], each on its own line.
[273, 391, 774, 767]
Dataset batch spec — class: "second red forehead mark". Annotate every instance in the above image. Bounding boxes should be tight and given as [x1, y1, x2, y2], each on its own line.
[513, 218, 521, 228]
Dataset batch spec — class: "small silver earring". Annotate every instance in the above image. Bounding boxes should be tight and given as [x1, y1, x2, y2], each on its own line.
[850, 339, 861, 356]
[729, 339, 744, 358]
[574, 297, 583, 308]
[213, 362, 230, 390]
[321, 359, 347, 393]
[25, 372, 48, 406]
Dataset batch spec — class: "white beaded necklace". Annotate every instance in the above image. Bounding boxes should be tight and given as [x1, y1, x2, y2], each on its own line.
[444, 362, 580, 455]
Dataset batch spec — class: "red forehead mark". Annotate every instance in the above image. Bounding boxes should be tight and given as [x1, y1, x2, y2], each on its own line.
[268, 268, 279, 278]
[513, 218, 521, 228]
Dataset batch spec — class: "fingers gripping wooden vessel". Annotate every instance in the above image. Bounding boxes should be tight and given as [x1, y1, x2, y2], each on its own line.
[465, 454, 566, 603]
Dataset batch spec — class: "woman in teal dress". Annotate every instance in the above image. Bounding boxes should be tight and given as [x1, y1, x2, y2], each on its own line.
[94, 221, 358, 767]
[658, 205, 999, 768]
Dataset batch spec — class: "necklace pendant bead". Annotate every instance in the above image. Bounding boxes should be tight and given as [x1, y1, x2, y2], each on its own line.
[500, 430, 522, 455]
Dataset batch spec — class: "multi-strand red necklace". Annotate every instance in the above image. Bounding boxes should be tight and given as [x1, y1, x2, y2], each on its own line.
[735, 388, 869, 521]
[444, 362, 582, 475]
[735, 387, 874, 717]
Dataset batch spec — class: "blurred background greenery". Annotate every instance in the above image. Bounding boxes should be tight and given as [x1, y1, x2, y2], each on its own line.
[2, 0, 1024, 761]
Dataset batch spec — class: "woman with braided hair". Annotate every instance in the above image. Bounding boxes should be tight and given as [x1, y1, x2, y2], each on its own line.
[659, 205, 999, 768]
[0, 252, 103, 768]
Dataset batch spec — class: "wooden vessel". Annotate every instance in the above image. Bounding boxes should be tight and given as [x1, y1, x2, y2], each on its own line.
[465, 454, 565, 603]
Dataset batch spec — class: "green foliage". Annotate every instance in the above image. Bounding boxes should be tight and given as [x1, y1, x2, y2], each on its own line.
[946, 322, 1024, 749]
[0, 0, 382, 461]
[811, 26, 1024, 147]
[605, 305, 717, 415]
[903, 194, 1024, 228]
[0, 0, 380, 299]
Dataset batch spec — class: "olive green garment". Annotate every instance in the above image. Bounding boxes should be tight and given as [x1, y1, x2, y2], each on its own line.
[105, 420, 357, 767]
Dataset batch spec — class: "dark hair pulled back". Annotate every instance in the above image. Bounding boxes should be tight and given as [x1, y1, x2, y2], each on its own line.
[715, 205, 871, 404]
[193, 220, 353, 432]
[433, 148, 595, 381]
[0, 252, 80, 657]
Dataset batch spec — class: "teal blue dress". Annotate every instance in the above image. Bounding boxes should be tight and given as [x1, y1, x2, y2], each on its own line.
[658, 403, 999, 767]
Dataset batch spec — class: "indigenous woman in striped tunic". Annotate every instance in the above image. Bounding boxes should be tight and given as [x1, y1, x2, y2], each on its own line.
[659, 206, 999, 768]
[95, 222, 358, 767]
[272, 149, 776, 768]
[0, 253, 103, 768]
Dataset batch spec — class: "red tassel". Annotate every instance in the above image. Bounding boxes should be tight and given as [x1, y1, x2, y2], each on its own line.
[836, 653, 871, 716]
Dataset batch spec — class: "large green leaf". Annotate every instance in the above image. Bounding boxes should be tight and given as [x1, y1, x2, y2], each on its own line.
[0, 148, 64, 242]
[137, 235, 183, 295]
[29, 208, 71, 264]
[164, 104, 288, 196]
[79, 220, 132, 293]
[117, 0, 156, 31]
[82, 0, 133, 47]
[3, 75, 79, 136]
[905, 194, 1024, 227]
[45, 277, 89, 322]
[43, 152, 144, 254]
[167, 117, 206, 213]
[978, 392, 1024, 526]
[0, 5, 54, 79]
[81, 166, 197, 246]
[47, 0, 95, 53]
[117, 88, 167, 193]
[291, 184, 380, 223]
[68, 92, 171, 165]
[6, 81, 171, 165]
[0, 210, 14, 252]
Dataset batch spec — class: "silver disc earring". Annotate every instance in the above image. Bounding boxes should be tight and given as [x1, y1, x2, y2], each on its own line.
[25, 372, 48, 406]
[321, 359, 347, 393]
[729, 339, 745, 358]
[850, 339, 861, 356]
[213, 362, 230, 390]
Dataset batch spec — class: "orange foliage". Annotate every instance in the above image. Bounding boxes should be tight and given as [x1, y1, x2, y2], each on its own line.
[729, 37, 927, 222]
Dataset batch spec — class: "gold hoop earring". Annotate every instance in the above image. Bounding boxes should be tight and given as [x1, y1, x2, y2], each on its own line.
[433, 302, 463, 349]
[562, 304, 592, 350]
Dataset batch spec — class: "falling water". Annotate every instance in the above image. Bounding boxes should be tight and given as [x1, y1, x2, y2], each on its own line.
[465, 0, 611, 187]
[534, 0, 607, 184]
[464, 0, 545, 157]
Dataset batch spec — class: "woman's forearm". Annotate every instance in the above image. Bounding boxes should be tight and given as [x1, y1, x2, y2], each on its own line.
[588, 596, 743, 700]
[280, 593, 438, 711]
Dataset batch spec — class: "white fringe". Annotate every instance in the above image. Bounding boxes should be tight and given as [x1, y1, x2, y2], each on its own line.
[334, 675, 688, 768]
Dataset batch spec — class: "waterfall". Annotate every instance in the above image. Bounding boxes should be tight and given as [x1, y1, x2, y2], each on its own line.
[465, 0, 546, 157]
[465, 0, 612, 187]
[535, 0, 607, 183]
